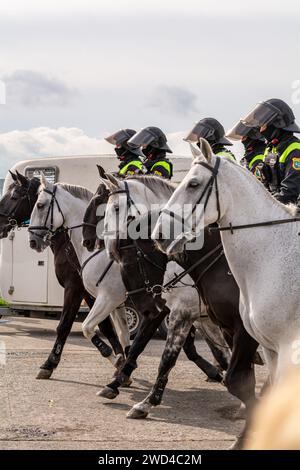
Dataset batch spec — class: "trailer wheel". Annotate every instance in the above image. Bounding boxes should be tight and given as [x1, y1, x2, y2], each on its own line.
[125, 306, 141, 339]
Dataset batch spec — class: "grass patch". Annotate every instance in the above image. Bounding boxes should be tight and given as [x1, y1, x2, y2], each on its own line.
[0, 297, 9, 307]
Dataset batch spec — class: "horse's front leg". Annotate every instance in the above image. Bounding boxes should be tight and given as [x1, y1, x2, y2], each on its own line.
[98, 304, 169, 399]
[37, 281, 83, 379]
[110, 305, 131, 353]
[223, 326, 258, 450]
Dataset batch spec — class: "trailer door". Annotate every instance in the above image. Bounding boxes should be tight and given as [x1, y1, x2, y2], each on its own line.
[0, 228, 48, 304]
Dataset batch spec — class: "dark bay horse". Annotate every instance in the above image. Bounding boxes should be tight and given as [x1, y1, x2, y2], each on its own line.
[0, 171, 124, 379]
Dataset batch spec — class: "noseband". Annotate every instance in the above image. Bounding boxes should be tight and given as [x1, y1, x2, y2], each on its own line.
[161, 157, 221, 229]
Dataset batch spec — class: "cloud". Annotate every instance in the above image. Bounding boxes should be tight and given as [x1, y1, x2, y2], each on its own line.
[0, 127, 195, 177]
[2, 70, 77, 108]
[146, 85, 198, 116]
[0, 126, 244, 179]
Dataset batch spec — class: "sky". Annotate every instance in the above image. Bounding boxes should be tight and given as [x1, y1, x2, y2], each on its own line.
[0, 0, 300, 176]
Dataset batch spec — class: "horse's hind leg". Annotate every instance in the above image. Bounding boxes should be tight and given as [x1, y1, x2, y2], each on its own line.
[196, 311, 231, 372]
[37, 281, 84, 379]
[127, 316, 222, 419]
[183, 326, 223, 382]
[127, 313, 192, 419]
[223, 326, 258, 449]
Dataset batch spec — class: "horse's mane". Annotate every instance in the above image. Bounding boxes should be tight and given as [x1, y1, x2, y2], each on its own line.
[126, 175, 176, 198]
[57, 183, 93, 201]
[194, 156, 298, 217]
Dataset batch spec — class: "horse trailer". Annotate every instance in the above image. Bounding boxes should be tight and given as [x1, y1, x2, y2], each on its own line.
[0, 153, 191, 335]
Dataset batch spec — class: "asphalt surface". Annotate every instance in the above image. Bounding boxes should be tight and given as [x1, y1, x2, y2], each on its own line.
[0, 316, 267, 450]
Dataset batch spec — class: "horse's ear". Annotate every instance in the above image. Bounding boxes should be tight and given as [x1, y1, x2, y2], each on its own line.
[199, 138, 213, 163]
[189, 143, 202, 160]
[98, 176, 118, 193]
[97, 165, 107, 179]
[39, 172, 48, 188]
[9, 170, 18, 182]
[15, 170, 29, 187]
[106, 173, 120, 187]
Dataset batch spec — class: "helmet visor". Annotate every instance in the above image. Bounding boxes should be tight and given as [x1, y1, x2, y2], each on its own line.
[183, 122, 215, 143]
[241, 102, 279, 128]
[127, 129, 156, 149]
[105, 129, 133, 147]
[226, 121, 254, 140]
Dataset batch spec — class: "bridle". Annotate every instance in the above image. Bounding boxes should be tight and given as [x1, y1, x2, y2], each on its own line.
[0, 179, 37, 229]
[107, 180, 141, 217]
[28, 186, 66, 242]
[160, 157, 221, 232]
[28, 185, 96, 243]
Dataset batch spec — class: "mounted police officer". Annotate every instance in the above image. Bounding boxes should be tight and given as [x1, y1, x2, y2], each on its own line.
[127, 126, 173, 179]
[241, 99, 300, 204]
[184, 117, 236, 161]
[226, 120, 266, 181]
[105, 128, 144, 177]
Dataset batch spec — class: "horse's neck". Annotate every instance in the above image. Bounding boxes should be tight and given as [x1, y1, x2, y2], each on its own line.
[218, 162, 297, 281]
[61, 191, 89, 264]
[220, 163, 290, 226]
[130, 181, 171, 210]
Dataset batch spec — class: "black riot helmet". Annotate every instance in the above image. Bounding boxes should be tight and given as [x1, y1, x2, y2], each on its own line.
[226, 120, 266, 143]
[184, 118, 233, 146]
[105, 129, 143, 157]
[127, 126, 172, 154]
[241, 99, 300, 133]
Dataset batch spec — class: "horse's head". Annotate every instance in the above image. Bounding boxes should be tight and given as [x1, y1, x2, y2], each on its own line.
[97, 173, 132, 261]
[82, 166, 110, 252]
[0, 171, 40, 238]
[29, 174, 65, 252]
[153, 138, 225, 256]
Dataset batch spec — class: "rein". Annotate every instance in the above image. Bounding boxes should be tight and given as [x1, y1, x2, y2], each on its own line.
[123, 242, 224, 298]
[209, 216, 300, 234]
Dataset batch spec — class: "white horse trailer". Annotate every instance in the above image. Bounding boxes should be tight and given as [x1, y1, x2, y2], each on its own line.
[0, 154, 191, 328]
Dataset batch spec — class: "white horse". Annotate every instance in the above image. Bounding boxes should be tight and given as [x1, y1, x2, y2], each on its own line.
[153, 138, 300, 384]
[28, 175, 131, 369]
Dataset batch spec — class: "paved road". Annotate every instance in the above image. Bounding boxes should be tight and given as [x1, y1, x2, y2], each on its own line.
[0, 316, 267, 450]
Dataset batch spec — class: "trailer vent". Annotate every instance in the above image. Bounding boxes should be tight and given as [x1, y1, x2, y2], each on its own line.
[25, 166, 58, 184]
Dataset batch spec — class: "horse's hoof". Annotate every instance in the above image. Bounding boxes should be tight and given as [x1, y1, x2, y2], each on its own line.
[97, 386, 119, 399]
[36, 368, 53, 379]
[126, 408, 149, 419]
[206, 372, 223, 383]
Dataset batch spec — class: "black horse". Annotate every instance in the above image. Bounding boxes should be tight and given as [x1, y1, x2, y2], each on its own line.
[0, 171, 124, 379]
[83, 175, 262, 448]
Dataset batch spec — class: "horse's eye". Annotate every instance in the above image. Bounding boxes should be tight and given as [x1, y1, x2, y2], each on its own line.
[37, 203, 44, 209]
[188, 180, 199, 188]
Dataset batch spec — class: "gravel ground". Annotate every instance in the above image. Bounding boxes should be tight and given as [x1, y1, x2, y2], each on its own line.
[0, 316, 267, 450]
